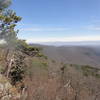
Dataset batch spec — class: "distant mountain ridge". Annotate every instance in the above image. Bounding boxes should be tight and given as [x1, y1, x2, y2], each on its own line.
[30, 41, 100, 46]
[30, 42, 100, 68]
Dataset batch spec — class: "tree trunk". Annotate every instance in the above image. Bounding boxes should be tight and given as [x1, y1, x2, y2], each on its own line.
[6, 54, 14, 78]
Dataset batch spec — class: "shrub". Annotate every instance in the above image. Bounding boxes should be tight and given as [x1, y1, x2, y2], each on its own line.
[9, 52, 25, 85]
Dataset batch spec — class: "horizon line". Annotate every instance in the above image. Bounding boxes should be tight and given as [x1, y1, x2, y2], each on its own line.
[24, 36, 100, 43]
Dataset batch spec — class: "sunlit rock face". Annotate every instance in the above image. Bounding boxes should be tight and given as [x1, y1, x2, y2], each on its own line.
[0, 74, 27, 100]
[0, 39, 6, 45]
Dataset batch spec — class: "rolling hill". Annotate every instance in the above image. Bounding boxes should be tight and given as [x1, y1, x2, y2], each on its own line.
[31, 43, 100, 68]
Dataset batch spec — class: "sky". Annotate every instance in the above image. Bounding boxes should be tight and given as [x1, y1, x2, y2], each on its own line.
[10, 0, 100, 43]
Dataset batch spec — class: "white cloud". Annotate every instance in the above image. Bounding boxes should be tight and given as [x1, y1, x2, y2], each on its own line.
[86, 25, 100, 31]
[25, 36, 100, 43]
[20, 27, 69, 32]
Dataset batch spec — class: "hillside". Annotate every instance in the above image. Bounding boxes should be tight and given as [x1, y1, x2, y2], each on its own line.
[0, 0, 100, 99]
[23, 50, 100, 100]
[0, 45, 100, 100]
[38, 45, 100, 68]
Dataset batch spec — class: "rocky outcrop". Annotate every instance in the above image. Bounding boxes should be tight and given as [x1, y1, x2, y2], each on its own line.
[0, 74, 27, 100]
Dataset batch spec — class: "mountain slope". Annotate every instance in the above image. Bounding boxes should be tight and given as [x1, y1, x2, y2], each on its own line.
[39, 45, 100, 68]
[1, 45, 100, 100]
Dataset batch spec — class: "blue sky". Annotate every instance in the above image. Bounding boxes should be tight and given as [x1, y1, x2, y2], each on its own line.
[11, 0, 100, 43]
